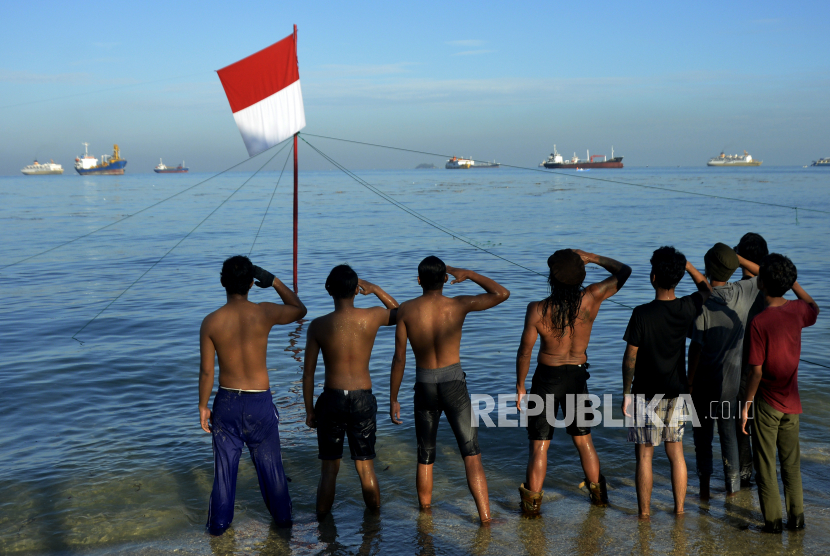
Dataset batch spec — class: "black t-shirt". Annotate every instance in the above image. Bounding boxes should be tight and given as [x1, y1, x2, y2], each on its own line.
[623, 292, 704, 399]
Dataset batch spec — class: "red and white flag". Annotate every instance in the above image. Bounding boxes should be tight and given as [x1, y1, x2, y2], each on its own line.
[217, 32, 306, 157]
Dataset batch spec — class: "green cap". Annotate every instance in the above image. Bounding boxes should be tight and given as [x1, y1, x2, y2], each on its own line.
[704, 243, 739, 282]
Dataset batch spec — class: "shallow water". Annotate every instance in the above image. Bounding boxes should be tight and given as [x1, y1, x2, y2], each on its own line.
[0, 164, 828, 555]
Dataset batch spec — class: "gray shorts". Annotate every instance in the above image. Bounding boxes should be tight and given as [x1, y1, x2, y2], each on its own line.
[628, 395, 687, 446]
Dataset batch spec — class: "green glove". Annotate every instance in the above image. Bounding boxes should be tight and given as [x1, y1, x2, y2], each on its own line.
[252, 265, 276, 288]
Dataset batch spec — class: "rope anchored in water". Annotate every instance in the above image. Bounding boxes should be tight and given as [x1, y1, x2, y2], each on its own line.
[71, 141, 290, 344]
[249, 144, 294, 256]
[301, 136, 636, 312]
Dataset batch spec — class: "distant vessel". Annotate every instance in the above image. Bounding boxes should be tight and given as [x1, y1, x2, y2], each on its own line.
[445, 156, 500, 169]
[74, 143, 127, 175]
[21, 160, 63, 175]
[810, 157, 830, 167]
[707, 150, 762, 167]
[542, 145, 623, 169]
[154, 159, 189, 173]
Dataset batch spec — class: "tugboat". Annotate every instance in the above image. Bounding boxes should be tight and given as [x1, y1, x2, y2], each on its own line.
[707, 150, 762, 167]
[21, 160, 63, 175]
[810, 157, 830, 167]
[74, 143, 127, 175]
[154, 159, 189, 173]
[541, 145, 623, 169]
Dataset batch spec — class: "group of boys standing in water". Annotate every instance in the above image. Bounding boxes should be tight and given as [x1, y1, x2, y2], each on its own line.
[199, 232, 818, 536]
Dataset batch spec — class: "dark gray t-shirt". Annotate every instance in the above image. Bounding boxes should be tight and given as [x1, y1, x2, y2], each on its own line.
[690, 276, 760, 402]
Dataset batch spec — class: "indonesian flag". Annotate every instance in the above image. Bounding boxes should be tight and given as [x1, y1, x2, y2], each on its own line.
[217, 32, 306, 157]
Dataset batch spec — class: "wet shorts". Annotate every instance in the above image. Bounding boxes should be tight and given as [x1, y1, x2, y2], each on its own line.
[527, 363, 593, 440]
[627, 395, 687, 446]
[315, 388, 377, 461]
[414, 367, 480, 465]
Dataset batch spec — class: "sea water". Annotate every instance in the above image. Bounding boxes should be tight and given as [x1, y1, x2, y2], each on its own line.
[0, 165, 828, 555]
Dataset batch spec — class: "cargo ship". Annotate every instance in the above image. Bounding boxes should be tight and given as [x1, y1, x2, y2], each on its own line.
[154, 159, 189, 173]
[445, 156, 499, 169]
[74, 143, 127, 175]
[21, 160, 63, 175]
[810, 157, 830, 167]
[707, 150, 762, 167]
[541, 145, 623, 169]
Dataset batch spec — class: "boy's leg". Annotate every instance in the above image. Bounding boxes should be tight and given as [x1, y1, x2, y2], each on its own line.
[317, 459, 341, 517]
[442, 379, 490, 523]
[776, 412, 804, 529]
[207, 390, 245, 536]
[208, 426, 244, 535]
[572, 434, 601, 485]
[414, 382, 440, 509]
[635, 443, 654, 518]
[664, 440, 687, 514]
[526, 440, 550, 493]
[736, 372, 755, 486]
[752, 398, 784, 531]
[247, 402, 292, 526]
[691, 389, 714, 500]
[315, 389, 347, 518]
[354, 460, 380, 509]
[346, 390, 381, 510]
[717, 399, 741, 495]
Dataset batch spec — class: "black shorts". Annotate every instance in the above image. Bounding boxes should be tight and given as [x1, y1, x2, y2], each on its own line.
[527, 363, 593, 440]
[414, 376, 480, 465]
[315, 388, 377, 461]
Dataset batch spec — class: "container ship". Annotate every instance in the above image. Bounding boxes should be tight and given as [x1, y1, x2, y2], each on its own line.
[445, 156, 500, 169]
[541, 145, 623, 169]
[154, 159, 189, 173]
[810, 157, 829, 167]
[707, 151, 762, 167]
[74, 143, 127, 175]
[21, 160, 63, 175]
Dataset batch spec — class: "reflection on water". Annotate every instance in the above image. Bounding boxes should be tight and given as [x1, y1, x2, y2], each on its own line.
[0, 168, 828, 554]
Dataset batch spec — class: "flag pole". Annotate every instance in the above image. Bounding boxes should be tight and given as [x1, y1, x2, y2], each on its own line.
[292, 24, 299, 293]
[293, 132, 298, 293]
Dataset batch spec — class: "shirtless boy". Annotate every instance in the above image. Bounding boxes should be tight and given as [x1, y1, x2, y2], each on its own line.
[515, 249, 631, 514]
[390, 256, 509, 524]
[199, 256, 307, 535]
[303, 265, 399, 518]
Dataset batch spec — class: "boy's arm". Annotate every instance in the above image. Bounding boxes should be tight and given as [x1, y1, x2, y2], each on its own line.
[685, 261, 712, 303]
[252, 266, 308, 325]
[575, 250, 632, 301]
[621, 344, 638, 417]
[446, 265, 510, 313]
[792, 281, 820, 316]
[358, 279, 400, 326]
[302, 324, 320, 428]
[736, 254, 760, 277]
[390, 317, 408, 425]
[516, 303, 539, 411]
[740, 365, 763, 435]
[198, 319, 216, 434]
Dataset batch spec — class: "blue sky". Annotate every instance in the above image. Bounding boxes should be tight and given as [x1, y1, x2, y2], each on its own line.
[1, 0, 829, 173]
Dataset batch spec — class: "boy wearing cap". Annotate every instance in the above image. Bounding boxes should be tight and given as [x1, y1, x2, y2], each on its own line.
[687, 243, 761, 498]
[741, 254, 819, 533]
[621, 246, 711, 519]
[515, 249, 631, 514]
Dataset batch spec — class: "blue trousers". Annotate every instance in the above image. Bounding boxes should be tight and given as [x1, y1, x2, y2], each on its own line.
[207, 389, 292, 535]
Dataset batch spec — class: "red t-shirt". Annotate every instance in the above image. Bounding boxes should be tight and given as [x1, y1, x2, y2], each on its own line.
[748, 299, 818, 414]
